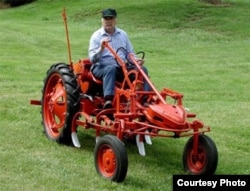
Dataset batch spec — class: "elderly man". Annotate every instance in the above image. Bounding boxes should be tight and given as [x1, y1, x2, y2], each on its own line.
[88, 8, 150, 109]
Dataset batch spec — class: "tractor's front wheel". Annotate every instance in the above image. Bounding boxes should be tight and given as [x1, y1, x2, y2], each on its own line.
[41, 63, 80, 145]
[94, 135, 128, 182]
[183, 134, 218, 175]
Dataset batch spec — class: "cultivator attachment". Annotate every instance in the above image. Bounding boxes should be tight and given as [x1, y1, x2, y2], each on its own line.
[136, 131, 153, 156]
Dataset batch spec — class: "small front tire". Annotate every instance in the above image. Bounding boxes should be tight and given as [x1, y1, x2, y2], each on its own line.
[94, 135, 128, 182]
[183, 134, 218, 175]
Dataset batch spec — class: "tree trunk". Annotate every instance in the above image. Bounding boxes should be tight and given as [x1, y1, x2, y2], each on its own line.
[199, 0, 222, 5]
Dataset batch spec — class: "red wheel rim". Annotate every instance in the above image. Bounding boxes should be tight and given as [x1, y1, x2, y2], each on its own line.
[43, 73, 67, 138]
[187, 146, 207, 174]
[97, 144, 116, 178]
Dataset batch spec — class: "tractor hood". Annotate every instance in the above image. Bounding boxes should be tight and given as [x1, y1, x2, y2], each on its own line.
[144, 103, 188, 129]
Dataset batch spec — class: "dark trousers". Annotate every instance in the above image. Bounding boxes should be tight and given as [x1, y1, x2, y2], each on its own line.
[91, 64, 151, 97]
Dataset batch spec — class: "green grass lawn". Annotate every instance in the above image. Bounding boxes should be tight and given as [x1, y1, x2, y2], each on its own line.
[0, 0, 250, 190]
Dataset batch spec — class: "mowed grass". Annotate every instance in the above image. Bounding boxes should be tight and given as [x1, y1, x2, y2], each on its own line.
[0, 0, 250, 190]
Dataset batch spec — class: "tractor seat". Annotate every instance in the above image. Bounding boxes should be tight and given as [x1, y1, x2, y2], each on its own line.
[77, 58, 122, 94]
[80, 58, 102, 84]
[90, 71, 103, 84]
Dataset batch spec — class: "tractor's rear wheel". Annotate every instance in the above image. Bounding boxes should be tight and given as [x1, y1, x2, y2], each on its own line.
[183, 134, 218, 175]
[41, 63, 80, 145]
[94, 135, 128, 182]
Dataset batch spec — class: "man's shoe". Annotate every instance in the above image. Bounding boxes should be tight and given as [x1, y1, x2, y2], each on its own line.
[103, 100, 112, 109]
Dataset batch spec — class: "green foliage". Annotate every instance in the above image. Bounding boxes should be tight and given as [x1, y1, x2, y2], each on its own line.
[3, 0, 34, 7]
[0, 0, 249, 190]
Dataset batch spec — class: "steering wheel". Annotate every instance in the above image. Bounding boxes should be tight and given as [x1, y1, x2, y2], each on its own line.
[115, 47, 145, 66]
[135, 51, 145, 60]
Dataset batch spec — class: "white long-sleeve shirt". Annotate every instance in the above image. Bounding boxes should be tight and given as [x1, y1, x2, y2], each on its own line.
[88, 27, 136, 66]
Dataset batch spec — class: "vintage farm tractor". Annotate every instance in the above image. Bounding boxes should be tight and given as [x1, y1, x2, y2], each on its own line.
[30, 9, 218, 182]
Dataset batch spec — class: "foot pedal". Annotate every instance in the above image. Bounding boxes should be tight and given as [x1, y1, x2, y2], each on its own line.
[136, 135, 146, 156]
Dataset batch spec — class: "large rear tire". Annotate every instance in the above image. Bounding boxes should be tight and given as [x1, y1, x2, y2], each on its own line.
[94, 135, 128, 182]
[41, 63, 80, 145]
[183, 134, 218, 175]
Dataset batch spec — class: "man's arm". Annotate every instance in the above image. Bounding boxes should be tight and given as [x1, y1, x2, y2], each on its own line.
[88, 32, 110, 64]
[88, 34, 102, 63]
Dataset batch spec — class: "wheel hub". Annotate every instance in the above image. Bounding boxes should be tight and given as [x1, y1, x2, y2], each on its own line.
[102, 148, 116, 174]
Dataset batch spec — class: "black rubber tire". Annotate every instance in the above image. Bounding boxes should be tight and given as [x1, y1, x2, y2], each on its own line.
[41, 63, 80, 145]
[94, 135, 128, 182]
[183, 134, 218, 175]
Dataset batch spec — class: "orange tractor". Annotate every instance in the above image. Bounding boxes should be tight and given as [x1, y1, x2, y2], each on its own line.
[30, 9, 218, 183]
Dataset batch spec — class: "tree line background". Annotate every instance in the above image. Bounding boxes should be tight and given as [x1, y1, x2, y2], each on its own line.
[0, 0, 222, 7]
[0, 0, 35, 7]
